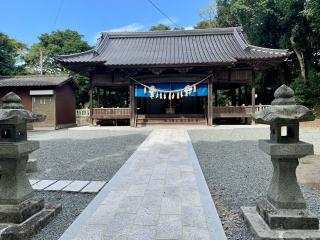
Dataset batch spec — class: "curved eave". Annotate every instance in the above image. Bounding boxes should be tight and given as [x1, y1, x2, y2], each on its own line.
[56, 49, 105, 64]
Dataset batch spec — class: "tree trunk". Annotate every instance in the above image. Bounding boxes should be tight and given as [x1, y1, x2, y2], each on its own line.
[290, 37, 307, 83]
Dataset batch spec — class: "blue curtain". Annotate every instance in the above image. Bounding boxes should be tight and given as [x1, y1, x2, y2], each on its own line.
[135, 83, 208, 97]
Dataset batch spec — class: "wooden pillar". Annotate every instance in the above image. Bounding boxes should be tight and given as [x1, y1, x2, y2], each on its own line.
[244, 85, 248, 105]
[87, 69, 93, 125]
[207, 76, 213, 126]
[238, 87, 242, 106]
[129, 81, 136, 127]
[251, 71, 256, 114]
[103, 89, 107, 107]
[97, 87, 100, 108]
[231, 89, 236, 106]
[89, 87, 93, 125]
[214, 89, 218, 106]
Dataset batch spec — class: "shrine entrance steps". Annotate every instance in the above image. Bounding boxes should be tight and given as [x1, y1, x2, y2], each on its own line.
[136, 114, 207, 126]
[59, 129, 226, 240]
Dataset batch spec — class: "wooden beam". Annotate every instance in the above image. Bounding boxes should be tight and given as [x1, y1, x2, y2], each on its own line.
[129, 81, 136, 127]
[207, 77, 213, 126]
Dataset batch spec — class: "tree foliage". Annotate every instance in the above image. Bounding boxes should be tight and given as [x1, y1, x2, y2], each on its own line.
[23, 29, 92, 107]
[24, 29, 91, 74]
[197, 0, 320, 109]
[0, 33, 27, 75]
[149, 24, 171, 31]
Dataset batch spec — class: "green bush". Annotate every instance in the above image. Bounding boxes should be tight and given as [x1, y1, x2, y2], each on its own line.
[291, 71, 320, 115]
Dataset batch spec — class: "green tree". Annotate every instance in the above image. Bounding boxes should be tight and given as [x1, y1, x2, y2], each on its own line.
[0, 33, 27, 75]
[24, 29, 92, 107]
[149, 24, 171, 31]
[195, 0, 240, 28]
[196, 0, 320, 108]
[194, 2, 217, 28]
[24, 29, 91, 74]
[215, 0, 239, 27]
[304, 0, 320, 69]
[229, 0, 311, 83]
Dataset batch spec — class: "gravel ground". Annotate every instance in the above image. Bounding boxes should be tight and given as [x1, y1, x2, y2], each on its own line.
[189, 127, 320, 240]
[28, 129, 150, 181]
[28, 129, 150, 240]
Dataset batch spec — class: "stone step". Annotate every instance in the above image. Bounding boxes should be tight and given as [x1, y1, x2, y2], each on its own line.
[136, 118, 207, 125]
[29, 179, 106, 193]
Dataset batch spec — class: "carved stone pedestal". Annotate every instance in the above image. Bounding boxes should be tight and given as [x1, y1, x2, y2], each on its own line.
[242, 207, 320, 240]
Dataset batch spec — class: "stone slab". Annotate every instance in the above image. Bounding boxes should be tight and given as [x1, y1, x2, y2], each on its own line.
[45, 180, 73, 191]
[32, 180, 57, 190]
[242, 206, 320, 240]
[80, 181, 106, 193]
[29, 180, 40, 185]
[62, 181, 89, 192]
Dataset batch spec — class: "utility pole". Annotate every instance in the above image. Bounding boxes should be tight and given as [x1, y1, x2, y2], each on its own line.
[39, 47, 43, 75]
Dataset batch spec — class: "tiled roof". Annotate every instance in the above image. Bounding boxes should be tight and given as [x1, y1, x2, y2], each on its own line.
[57, 27, 290, 66]
[0, 75, 77, 88]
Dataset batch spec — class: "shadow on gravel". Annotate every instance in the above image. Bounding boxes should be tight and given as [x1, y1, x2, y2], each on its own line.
[192, 139, 320, 240]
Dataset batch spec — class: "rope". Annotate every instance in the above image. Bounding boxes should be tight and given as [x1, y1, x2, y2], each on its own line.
[129, 74, 212, 94]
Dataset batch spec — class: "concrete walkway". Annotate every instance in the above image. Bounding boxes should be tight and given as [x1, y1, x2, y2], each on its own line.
[59, 129, 226, 240]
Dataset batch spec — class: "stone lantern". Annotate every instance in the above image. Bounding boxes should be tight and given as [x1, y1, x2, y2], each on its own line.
[242, 85, 320, 239]
[0, 92, 61, 239]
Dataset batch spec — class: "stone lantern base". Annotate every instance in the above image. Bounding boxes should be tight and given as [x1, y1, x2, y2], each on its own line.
[0, 140, 61, 239]
[0, 199, 61, 240]
[242, 206, 320, 240]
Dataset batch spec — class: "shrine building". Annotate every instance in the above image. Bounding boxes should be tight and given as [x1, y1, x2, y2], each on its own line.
[57, 27, 291, 126]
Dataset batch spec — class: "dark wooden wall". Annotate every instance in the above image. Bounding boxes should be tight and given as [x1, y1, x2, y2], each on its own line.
[55, 84, 76, 126]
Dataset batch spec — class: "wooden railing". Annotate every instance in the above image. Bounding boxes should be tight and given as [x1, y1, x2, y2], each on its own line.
[212, 105, 269, 118]
[76, 108, 90, 117]
[92, 108, 131, 120]
[76, 105, 270, 121]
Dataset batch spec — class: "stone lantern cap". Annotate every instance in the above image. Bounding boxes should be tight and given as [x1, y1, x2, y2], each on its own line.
[252, 84, 315, 124]
[0, 92, 45, 122]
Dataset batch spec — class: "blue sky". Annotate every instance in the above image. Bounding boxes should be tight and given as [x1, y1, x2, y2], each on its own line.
[0, 0, 212, 47]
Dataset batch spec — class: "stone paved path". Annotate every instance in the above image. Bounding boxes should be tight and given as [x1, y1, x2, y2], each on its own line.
[59, 129, 226, 240]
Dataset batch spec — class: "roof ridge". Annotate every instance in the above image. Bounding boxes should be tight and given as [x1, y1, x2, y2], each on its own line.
[103, 27, 243, 38]
[233, 29, 249, 50]
[0, 75, 69, 79]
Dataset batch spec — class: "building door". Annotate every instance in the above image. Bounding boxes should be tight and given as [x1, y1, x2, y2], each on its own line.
[32, 95, 55, 128]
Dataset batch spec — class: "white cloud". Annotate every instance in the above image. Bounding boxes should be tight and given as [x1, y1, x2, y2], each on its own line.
[90, 21, 194, 44]
[184, 26, 194, 30]
[91, 23, 146, 44]
[107, 23, 146, 32]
